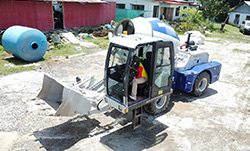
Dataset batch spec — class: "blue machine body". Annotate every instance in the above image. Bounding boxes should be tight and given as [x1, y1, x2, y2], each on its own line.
[172, 61, 222, 93]
[148, 19, 180, 41]
[145, 19, 222, 93]
[2, 26, 47, 62]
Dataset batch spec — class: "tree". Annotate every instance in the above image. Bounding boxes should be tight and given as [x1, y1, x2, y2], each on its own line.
[199, 0, 230, 21]
[180, 8, 204, 32]
[199, 0, 230, 31]
[227, 0, 246, 7]
[217, 0, 246, 22]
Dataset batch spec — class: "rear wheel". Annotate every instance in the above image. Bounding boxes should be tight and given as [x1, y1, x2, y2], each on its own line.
[243, 29, 246, 35]
[144, 95, 170, 115]
[191, 72, 210, 97]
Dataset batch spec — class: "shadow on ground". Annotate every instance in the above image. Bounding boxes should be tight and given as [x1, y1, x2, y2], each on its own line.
[172, 88, 218, 103]
[33, 115, 101, 151]
[100, 116, 169, 151]
[33, 88, 217, 150]
[33, 109, 169, 151]
[4, 57, 44, 65]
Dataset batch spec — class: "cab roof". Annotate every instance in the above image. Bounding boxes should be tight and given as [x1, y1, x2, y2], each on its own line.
[110, 34, 162, 49]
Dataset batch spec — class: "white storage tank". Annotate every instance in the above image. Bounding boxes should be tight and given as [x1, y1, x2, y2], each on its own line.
[113, 17, 180, 56]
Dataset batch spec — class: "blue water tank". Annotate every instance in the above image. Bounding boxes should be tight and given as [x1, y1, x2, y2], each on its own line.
[2, 26, 48, 62]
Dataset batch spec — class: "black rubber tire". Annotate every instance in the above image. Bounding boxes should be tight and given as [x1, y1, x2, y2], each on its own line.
[144, 95, 170, 115]
[191, 72, 210, 97]
[243, 29, 246, 35]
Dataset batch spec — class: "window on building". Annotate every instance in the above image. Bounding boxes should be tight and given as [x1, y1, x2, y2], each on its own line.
[246, 16, 250, 20]
[183, 6, 187, 10]
[153, 6, 159, 17]
[175, 7, 180, 16]
[234, 14, 240, 24]
[117, 4, 125, 9]
[132, 5, 144, 10]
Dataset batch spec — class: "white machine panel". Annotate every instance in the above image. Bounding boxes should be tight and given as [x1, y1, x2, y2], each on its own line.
[175, 49, 209, 71]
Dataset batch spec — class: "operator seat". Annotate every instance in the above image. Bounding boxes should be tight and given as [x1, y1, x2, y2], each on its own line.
[132, 55, 140, 70]
[127, 25, 134, 35]
[137, 52, 152, 97]
[142, 51, 152, 79]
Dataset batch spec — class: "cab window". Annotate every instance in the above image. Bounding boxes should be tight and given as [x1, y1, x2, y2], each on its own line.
[155, 47, 171, 88]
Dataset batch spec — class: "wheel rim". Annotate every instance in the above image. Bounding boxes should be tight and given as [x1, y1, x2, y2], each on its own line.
[155, 97, 166, 109]
[198, 78, 207, 92]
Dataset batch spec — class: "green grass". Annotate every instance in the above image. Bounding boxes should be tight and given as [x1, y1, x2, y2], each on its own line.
[85, 36, 109, 49]
[0, 45, 9, 59]
[244, 63, 250, 70]
[0, 43, 87, 75]
[0, 45, 35, 75]
[206, 39, 223, 44]
[206, 23, 250, 43]
[0, 60, 36, 75]
[176, 31, 185, 36]
[43, 43, 86, 60]
[0, 52, 37, 75]
[233, 48, 245, 53]
[0, 23, 248, 75]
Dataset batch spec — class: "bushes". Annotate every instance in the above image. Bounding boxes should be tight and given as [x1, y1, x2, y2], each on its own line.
[173, 6, 229, 33]
[167, 8, 218, 33]
[179, 8, 205, 32]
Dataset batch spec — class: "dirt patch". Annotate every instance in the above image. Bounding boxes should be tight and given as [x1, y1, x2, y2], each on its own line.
[0, 132, 19, 151]
[0, 39, 250, 150]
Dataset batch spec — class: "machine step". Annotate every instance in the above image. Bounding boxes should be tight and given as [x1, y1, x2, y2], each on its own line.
[132, 106, 143, 129]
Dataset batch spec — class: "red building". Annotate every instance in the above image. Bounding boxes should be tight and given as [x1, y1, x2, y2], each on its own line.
[0, 0, 116, 31]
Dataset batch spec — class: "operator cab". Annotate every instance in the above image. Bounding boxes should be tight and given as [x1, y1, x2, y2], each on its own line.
[104, 34, 175, 114]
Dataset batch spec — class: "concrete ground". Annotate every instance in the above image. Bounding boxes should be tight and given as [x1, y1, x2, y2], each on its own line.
[0, 38, 249, 151]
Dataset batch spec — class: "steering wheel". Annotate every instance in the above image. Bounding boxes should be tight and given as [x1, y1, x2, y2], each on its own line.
[114, 65, 126, 82]
[115, 65, 122, 74]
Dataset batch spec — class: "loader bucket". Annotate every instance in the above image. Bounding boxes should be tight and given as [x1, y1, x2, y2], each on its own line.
[37, 74, 64, 110]
[37, 74, 96, 116]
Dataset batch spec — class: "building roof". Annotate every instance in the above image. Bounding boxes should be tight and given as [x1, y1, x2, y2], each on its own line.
[163, 1, 184, 5]
[155, 0, 199, 6]
[45, 0, 106, 3]
[232, 1, 250, 12]
[246, 1, 250, 6]
[2, 0, 106, 2]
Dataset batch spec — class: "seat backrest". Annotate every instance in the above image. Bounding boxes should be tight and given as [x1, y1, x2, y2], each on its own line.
[142, 52, 152, 78]
[127, 25, 134, 35]
[132, 55, 140, 70]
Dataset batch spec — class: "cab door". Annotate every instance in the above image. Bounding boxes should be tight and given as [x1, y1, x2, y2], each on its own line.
[151, 41, 174, 97]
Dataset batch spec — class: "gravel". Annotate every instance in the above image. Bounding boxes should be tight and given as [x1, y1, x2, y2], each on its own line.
[0, 39, 249, 151]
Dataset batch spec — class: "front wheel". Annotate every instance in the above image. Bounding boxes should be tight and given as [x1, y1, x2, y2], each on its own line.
[144, 95, 170, 115]
[191, 72, 210, 97]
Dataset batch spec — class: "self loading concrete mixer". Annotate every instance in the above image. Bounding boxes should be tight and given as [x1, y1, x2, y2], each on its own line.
[38, 17, 221, 129]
